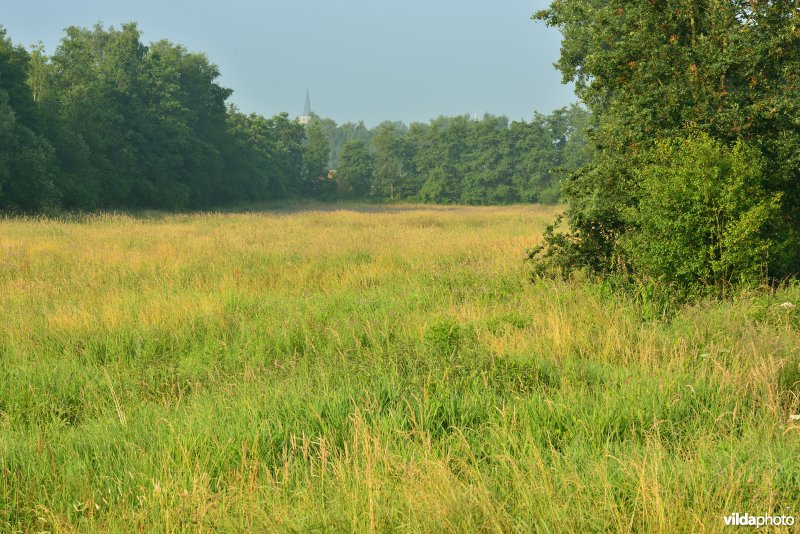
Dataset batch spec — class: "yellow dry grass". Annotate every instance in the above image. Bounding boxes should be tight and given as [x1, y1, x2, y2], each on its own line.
[0, 204, 798, 533]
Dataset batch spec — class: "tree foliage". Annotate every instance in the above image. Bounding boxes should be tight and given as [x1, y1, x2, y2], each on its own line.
[301, 120, 334, 198]
[622, 134, 781, 297]
[0, 29, 59, 212]
[337, 139, 373, 198]
[0, 22, 591, 212]
[306, 107, 590, 205]
[532, 0, 800, 294]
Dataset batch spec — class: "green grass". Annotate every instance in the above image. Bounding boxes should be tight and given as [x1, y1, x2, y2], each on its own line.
[1, 205, 798, 532]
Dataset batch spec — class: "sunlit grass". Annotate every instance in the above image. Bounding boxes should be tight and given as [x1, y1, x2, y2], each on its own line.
[1, 204, 798, 532]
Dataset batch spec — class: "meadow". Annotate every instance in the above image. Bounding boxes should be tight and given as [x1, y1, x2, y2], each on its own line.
[1, 205, 798, 532]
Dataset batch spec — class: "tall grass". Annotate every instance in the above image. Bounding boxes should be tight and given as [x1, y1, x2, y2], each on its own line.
[1, 205, 798, 532]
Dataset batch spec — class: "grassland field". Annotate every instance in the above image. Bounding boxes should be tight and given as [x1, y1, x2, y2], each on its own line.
[1, 204, 799, 532]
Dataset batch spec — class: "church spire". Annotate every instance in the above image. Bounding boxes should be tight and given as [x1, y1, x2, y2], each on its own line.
[299, 89, 312, 125]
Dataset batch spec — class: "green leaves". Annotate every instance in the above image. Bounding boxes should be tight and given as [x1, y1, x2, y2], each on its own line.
[622, 134, 780, 297]
[337, 140, 373, 198]
[301, 120, 333, 199]
[1, 19, 590, 212]
[0, 29, 60, 212]
[533, 0, 800, 295]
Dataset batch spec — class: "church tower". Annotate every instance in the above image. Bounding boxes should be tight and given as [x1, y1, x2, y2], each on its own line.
[298, 90, 312, 125]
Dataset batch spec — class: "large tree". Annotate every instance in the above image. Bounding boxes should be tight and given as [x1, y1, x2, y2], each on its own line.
[337, 139, 373, 198]
[302, 120, 333, 198]
[0, 28, 59, 212]
[370, 122, 408, 200]
[533, 0, 800, 287]
[460, 115, 514, 205]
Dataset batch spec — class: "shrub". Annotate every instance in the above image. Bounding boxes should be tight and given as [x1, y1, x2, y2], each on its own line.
[621, 134, 781, 298]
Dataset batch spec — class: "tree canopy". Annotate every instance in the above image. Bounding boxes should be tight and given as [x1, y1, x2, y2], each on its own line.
[0, 22, 591, 212]
[305, 107, 589, 204]
[532, 0, 800, 295]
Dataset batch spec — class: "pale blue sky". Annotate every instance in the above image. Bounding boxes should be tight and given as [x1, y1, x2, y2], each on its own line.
[4, 1, 574, 126]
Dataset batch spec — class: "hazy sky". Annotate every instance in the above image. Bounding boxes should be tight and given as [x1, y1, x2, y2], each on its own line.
[4, 1, 575, 126]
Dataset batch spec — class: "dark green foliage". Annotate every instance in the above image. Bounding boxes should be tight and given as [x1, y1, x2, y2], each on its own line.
[336, 139, 373, 198]
[303, 108, 590, 205]
[334, 108, 589, 205]
[0, 29, 60, 212]
[0, 21, 591, 212]
[266, 109, 591, 205]
[511, 106, 590, 204]
[370, 122, 409, 200]
[301, 120, 334, 198]
[532, 0, 800, 295]
[0, 23, 307, 212]
[222, 109, 302, 202]
[46, 24, 233, 209]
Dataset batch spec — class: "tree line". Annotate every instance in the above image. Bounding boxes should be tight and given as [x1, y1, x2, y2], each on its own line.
[0, 23, 309, 212]
[0, 23, 589, 213]
[532, 1, 800, 298]
[310, 107, 589, 204]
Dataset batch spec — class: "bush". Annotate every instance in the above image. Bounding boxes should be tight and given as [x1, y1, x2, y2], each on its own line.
[621, 134, 781, 298]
